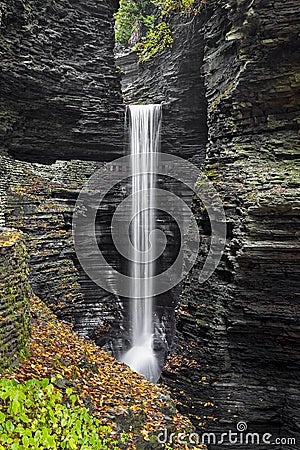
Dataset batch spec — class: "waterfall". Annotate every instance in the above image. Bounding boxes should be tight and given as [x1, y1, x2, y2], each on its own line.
[121, 104, 162, 383]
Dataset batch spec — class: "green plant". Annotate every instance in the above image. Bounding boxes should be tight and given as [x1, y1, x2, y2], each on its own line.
[135, 21, 173, 61]
[115, 0, 139, 45]
[0, 378, 120, 450]
[153, 0, 198, 15]
[120, 432, 130, 444]
[115, 0, 203, 60]
[114, 0, 155, 46]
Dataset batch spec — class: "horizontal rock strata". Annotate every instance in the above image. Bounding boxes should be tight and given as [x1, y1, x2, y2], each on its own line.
[3, 155, 122, 344]
[162, 0, 300, 447]
[0, 0, 124, 163]
[0, 229, 30, 368]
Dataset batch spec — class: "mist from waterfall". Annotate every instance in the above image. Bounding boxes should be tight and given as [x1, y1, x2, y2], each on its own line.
[121, 104, 162, 383]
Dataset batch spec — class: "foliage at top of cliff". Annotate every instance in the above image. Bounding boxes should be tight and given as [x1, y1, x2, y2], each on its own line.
[0, 295, 206, 449]
[154, 0, 202, 15]
[115, 0, 204, 61]
[115, 0, 155, 46]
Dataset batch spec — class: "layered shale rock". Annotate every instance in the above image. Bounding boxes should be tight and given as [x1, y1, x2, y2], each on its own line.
[0, 229, 30, 368]
[117, 0, 300, 446]
[3, 154, 122, 344]
[1, 3, 299, 445]
[0, 0, 125, 353]
[162, 0, 300, 448]
[0, 0, 124, 163]
[116, 8, 208, 161]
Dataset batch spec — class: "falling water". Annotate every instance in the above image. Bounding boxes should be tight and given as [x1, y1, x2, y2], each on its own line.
[121, 104, 162, 383]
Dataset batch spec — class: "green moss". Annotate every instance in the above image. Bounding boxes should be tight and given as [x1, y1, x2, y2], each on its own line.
[153, 0, 200, 16]
[0, 235, 31, 370]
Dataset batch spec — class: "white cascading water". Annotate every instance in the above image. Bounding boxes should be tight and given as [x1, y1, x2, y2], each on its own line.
[121, 104, 162, 383]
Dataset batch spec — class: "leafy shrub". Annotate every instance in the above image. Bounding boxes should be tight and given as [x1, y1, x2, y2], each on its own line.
[115, 0, 155, 46]
[0, 378, 120, 450]
[135, 21, 173, 61]
[115, 0, 203, 60]
[153, 0, 198, 16]
[115, 0, 140, 45]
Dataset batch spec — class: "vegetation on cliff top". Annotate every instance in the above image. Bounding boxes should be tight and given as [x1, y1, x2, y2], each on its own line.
[0, 295, 205, 449]
[115, 0, 155, 46]
[115, 0, 204, 61]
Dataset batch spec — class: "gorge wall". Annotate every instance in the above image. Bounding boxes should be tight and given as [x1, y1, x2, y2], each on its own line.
[117, 9, 208, 161]
[0, 0, 124, 353]
[0, 0, 124, 163]
[159, 1, 300, 448]
[0, 0, 299, 448]
[118, 0, 300, 447]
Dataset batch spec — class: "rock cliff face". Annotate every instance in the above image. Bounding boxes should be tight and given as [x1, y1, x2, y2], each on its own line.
[0, 229, 30, 368]
[0, 0, 125, 358]
[117, 9, 208, 161]
[0, 0, 129, 343]
[0, 0, 124, 163]
[159, 0, 300, 447]
[3, 154, 123, 345]
[118, 0, 300, 446]
[1, 1, 299, 445]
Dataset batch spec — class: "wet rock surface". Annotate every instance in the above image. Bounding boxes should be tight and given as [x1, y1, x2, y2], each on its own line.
[0, 0, 124, 163]
[0, 0, 126, 355]
[0, 1, 299, 446]
[116, 9, 208, 161]
[160, 1, 300, 448]
[3, 155, 124, 345]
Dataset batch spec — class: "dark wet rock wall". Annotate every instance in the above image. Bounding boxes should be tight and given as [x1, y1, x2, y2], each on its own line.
[161, 1, 300, 448]
[3, 155, 123, 345]
[0, 0, 125, 352]
[0, 2, 299, 444]
[0, 0, 124, 163]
